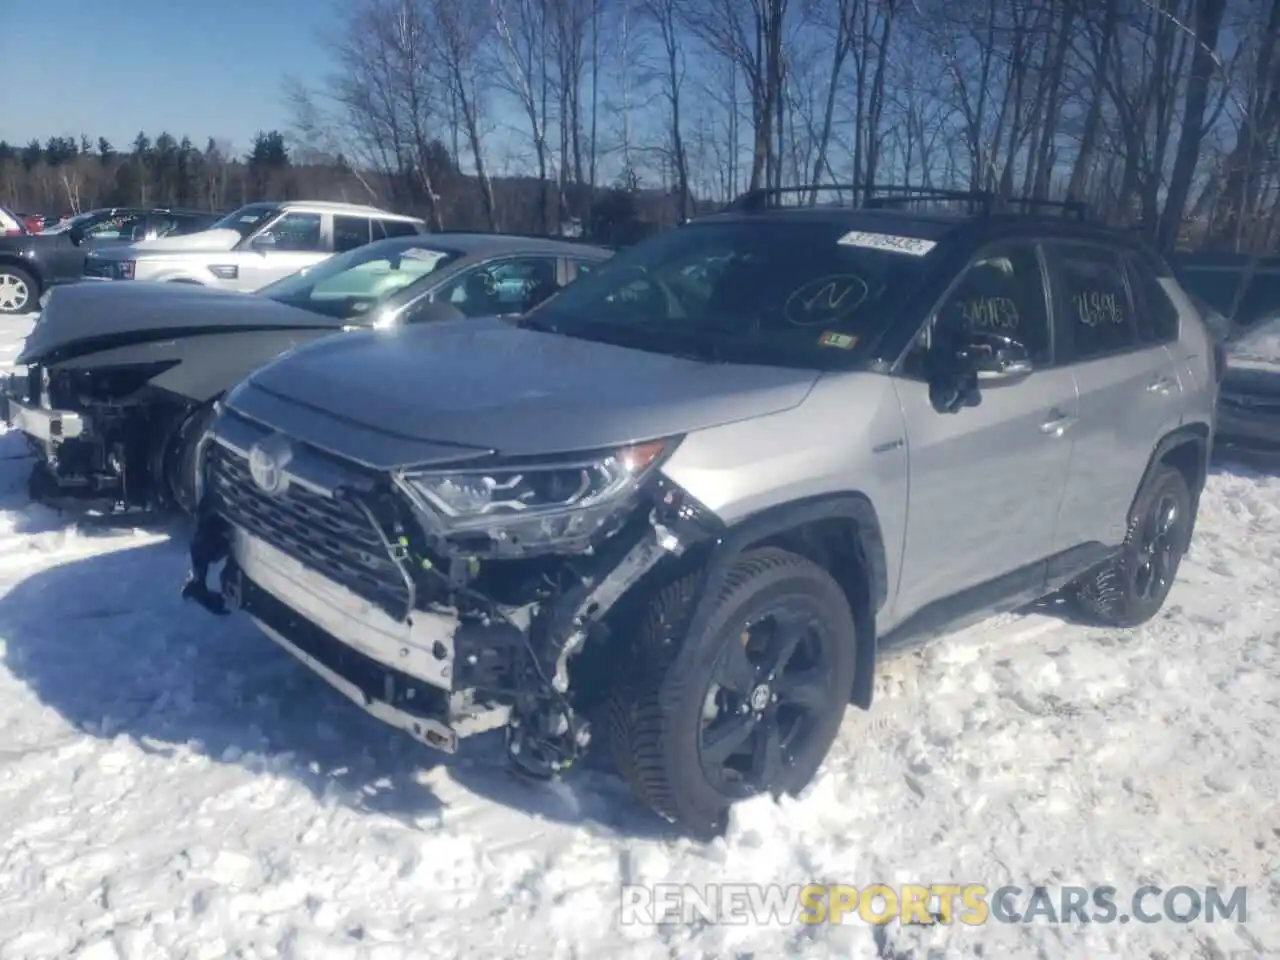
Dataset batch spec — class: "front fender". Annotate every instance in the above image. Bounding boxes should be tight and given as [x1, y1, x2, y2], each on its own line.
[675, 492, 887, 710]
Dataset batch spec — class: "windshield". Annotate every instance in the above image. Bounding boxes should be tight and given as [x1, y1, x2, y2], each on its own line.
[522, 219, 933, 368]
[258, 238, 462, 320]
[210, 203, 278, 238]
[42, 210, 99, 235]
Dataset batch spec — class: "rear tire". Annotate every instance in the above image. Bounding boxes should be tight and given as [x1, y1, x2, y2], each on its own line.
[607, 547, 859, 836]
[0, 266, 38, 315]
[1067, 464, 1193, 627]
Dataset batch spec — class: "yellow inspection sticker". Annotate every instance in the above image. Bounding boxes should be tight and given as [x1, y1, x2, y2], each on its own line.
[818, 331, 857, 349]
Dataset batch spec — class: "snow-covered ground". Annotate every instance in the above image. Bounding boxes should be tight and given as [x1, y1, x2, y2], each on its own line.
[0, 313, 1278, 960]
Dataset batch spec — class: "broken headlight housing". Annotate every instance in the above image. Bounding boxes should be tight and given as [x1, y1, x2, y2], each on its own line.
[394, 437, 677, 551]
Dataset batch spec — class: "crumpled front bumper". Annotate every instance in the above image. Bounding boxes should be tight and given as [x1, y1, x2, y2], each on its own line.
[2, 368, 87, 453]
[215, 523, 515, 754]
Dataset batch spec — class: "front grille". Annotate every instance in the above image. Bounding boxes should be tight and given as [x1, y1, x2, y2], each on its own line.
[208, 442, 412, 617]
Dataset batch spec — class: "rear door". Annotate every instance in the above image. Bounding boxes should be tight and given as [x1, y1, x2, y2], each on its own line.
[1043, 240, 1184, 552]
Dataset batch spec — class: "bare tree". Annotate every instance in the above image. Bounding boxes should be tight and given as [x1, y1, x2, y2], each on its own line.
[639, 0, 692, 216]
[491, 0, 555, 230]
[428, 0, 501, 228]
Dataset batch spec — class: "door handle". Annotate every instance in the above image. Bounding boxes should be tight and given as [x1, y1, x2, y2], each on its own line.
[1039, 410, 1077, 436]
[1146, 376, 1175, 395]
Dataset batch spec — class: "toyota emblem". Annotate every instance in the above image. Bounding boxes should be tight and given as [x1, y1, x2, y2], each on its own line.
[247, 434, 294, 496]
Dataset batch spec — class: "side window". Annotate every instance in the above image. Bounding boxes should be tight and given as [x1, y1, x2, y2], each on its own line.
[333, 215, 372, 253]
[86, 214, 148, 241]
[1050, 244, 1137, 361]
[151, 215, 194, 238]
[432, 257, 561, 318]
[255, 212, 324, 252]
[570, 258, 596, 279]
[901, 242, 1050, 377]
[1125, 254, 1180, 344]
[376, 219, 421, 239]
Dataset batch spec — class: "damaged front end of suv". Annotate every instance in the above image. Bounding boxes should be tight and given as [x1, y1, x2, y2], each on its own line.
[2, 281, 359, 513]
[183, 391, 722, 780]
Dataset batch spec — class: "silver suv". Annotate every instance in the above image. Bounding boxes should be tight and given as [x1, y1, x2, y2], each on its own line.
[83, 200, 427, 290]
[183, 187, 1218, 835]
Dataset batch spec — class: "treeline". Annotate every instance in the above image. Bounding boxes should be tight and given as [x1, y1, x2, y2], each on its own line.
[0, 130, 674, 244]
[6, 0, 1280, 253]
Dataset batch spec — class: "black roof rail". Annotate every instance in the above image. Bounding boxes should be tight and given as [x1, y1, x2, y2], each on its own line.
[727, 183, 1090, 221]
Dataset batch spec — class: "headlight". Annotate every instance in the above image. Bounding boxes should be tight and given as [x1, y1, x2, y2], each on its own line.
[395, 438, 674, 548]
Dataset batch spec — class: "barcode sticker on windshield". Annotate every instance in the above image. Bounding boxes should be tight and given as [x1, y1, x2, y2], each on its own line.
[401, 247, 448, 264]
[837, 230, 936, 256]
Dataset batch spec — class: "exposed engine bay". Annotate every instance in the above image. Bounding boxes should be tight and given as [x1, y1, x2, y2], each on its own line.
[182, 407, 722, 778]
[2, 360, 203, 511]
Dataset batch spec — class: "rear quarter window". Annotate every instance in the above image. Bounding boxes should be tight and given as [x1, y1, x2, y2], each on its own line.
[1125, 253, 1180, 344]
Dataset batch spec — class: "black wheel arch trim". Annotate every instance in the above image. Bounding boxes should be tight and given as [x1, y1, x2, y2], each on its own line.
[1129, 421, 1212, 546]
[1132, 421, 1212, 507]
[677, 492, 886, 711]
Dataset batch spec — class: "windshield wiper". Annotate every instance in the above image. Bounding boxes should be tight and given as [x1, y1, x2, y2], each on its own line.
[569, 321, 728, 363]
[518, 315, 560, 334]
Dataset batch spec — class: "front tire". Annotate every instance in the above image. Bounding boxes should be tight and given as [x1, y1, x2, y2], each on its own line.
[164, 401, 219, 514]
[1067, 464, 1193, 627]
[0, 266, 38, 315]
[607, 547, 859, 836]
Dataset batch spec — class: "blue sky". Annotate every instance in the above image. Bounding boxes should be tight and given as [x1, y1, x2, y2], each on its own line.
[4, 0, 332, 153]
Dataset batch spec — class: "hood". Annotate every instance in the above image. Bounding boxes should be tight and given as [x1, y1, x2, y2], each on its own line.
[227, 316, 820, 468]
[19, 281, 346, 364]
[113, 227, 244, 255]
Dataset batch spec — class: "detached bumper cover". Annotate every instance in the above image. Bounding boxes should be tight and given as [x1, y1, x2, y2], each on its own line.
[5, 397, 85, 442]
[2, 370, 85, 442]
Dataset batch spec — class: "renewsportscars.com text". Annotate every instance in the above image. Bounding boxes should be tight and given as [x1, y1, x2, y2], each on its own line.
[619, 883, 1248, 926]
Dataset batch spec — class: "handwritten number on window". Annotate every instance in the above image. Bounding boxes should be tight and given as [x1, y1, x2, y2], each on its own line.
[960, 296, 1019, 330]
[1071, 289, 1125, 327]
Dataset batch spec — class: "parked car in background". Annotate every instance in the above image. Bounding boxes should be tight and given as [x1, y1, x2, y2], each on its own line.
[16, 212, 45, 234]
[1215, 314, 1280, 463]
[82, 200, 428, 292]
[1173, 252, 1280, 335]
[0, 207, 219, 315]
[0, 206, 29, 238]
[1, 232, 611, 514]
[181, 184, 1217, 835]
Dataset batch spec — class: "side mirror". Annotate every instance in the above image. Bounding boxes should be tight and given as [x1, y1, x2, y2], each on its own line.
[67, 225, 85, 246]
[250, 233, 275, 252]
[924, 328, 1032, 414]
[970, 332, 1033, 384]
